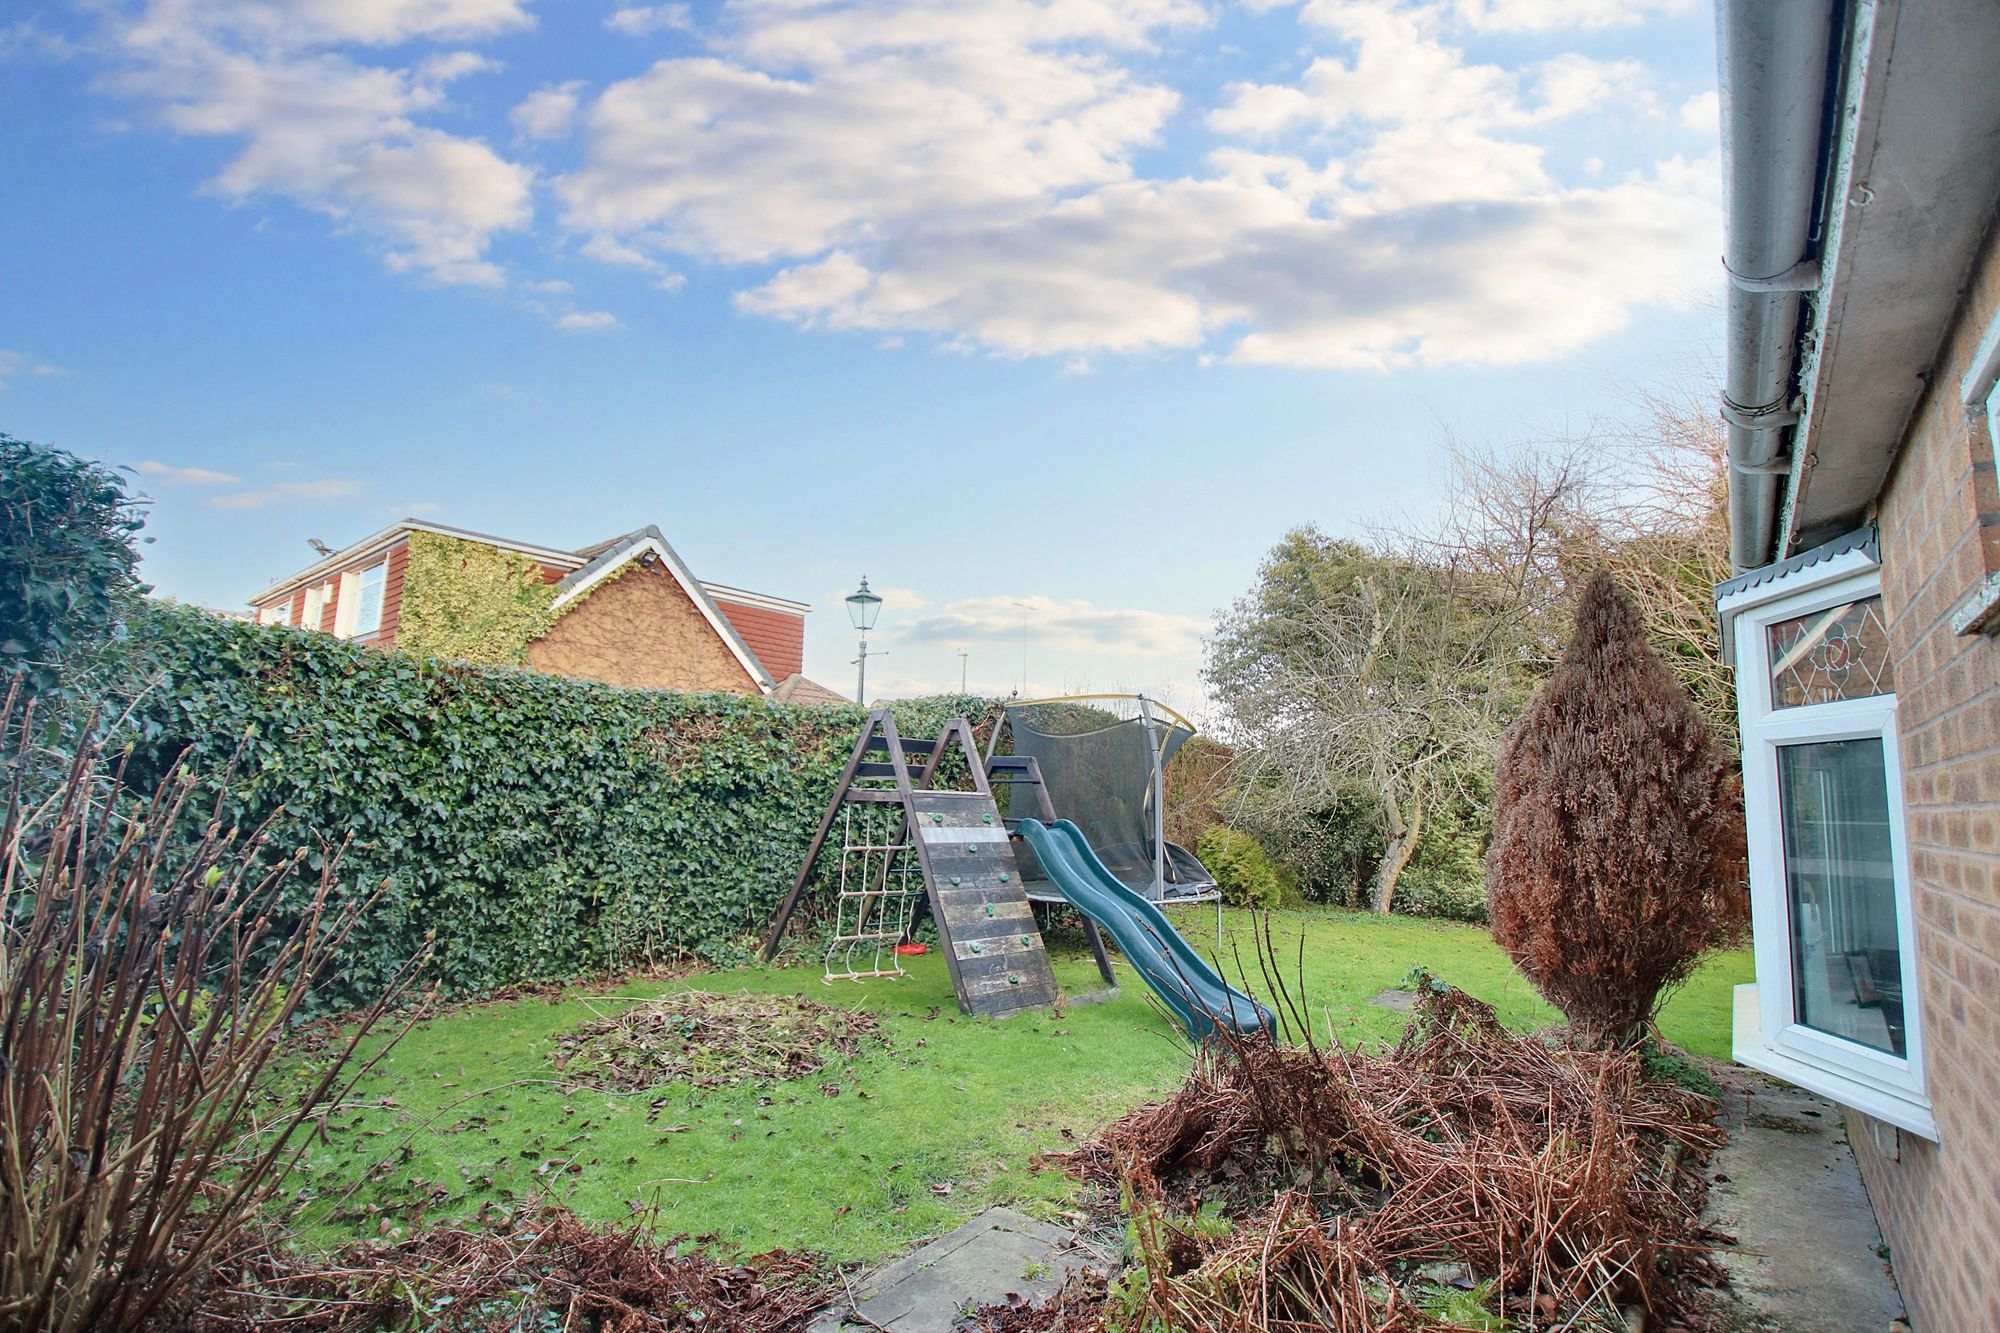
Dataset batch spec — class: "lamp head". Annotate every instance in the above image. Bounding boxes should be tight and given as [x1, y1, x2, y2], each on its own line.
[845, 576, 883, 631]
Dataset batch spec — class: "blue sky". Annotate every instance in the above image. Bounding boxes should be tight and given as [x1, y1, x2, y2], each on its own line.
[1, 0, 1722, 711]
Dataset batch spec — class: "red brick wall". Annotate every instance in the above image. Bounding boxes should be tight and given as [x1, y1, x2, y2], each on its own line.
[1846, 223, 2000, 1333]
[711, 598, 804, 680]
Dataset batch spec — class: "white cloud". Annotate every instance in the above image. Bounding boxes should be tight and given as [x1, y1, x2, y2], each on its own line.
[898, 594, 1205, 659]
[559, 0, 1715, 368]
[134, 460, 242, 484]
[511, 80, 583, 139]
[122, 0, 534, 52]
[0, 349, 62, 390]
[1446, 0, 1697, 32]
[1679, 89, 1719, 133]
[90, 0, 1717, 366]
[558, 0, 1199, 265]
[555, 309, 621, 331]
[111, 2, 535, 286]
[207, 478, 361, 508]
[605, 4, 691, 36]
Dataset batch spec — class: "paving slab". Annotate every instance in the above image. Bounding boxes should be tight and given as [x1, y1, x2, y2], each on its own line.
[1705, 1065, 1907, 1333]
[810, 1206, 1093, 1333]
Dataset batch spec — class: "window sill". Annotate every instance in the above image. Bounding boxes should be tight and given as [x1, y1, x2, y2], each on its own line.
[1733, 985, 1937, 1140]
[1950, 570, 2000, 636]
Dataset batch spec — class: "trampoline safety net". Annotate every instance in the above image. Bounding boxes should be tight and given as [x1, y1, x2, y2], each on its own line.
[1002, 696, 1217, 902]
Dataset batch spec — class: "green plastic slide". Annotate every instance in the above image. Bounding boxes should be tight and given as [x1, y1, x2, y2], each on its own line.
[1015, 818, 1273, 1041]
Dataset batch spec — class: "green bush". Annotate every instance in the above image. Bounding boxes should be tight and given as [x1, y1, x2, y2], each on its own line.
[99, 602, 872, 1007]
[0, 434, 147, 698]
[1196, 825, 1283, 910]
[1392, 804, 1490, 924]
[1253, 797, 1381, 907]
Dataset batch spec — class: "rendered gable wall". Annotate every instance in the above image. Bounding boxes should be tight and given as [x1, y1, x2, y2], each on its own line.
[523, 561, 761, 694]
[1840, 217, 2000, 1333]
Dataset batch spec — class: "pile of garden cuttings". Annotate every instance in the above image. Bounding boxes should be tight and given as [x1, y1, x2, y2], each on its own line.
[551, 990, 886, 1092]
[179, 1204, 830, 1333]
[988, 983, 1729, 1333]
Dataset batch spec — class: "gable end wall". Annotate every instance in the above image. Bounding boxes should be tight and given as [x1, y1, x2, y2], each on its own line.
[523, 562, 761, 694]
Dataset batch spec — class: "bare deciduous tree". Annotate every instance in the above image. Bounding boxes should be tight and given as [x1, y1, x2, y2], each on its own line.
[1209, 444, 1595, 912]
[1208, 387, 1736, 914]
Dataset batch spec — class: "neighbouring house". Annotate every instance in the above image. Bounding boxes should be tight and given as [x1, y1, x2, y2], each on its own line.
[246, 519, 836, 698]
[1714, 5, 2000, 1327]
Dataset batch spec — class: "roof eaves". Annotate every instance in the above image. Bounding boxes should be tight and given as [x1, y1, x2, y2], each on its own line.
[249, 518, 587, 605]
[1713, 523, 1880, 602]
[701, 581, 812, 615]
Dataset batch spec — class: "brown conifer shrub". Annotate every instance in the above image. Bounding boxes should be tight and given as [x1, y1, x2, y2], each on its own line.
[1486, 570, 1748, 1048]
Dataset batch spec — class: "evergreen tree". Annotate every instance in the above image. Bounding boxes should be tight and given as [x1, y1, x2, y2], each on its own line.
[1486, 570, 1747, 1048]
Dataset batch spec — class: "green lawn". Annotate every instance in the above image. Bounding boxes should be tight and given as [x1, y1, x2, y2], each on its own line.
[290, 906, 1750, 1265]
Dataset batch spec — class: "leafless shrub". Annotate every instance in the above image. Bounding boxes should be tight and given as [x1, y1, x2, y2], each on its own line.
[187, 1204, 829, 1332]
[1052, 976, 1724, 1330]
[0, 684, 414, 1333]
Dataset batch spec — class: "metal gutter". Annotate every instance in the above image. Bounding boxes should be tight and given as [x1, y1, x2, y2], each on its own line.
[1717, 0, 1841, 571]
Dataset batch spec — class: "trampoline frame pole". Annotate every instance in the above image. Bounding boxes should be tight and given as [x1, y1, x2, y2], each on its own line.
[1139, 694, 1166, 899]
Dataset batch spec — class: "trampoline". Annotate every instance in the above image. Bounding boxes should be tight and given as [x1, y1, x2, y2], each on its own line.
[989, 693, 1220, 904]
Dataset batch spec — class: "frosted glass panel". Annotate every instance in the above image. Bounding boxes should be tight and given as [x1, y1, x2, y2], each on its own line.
[1778, 738, 1905, 1057]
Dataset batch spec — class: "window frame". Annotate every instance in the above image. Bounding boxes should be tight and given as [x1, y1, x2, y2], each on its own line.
[1724, 558, 1936, 1139]
[350, 556, 388, 640]
[1954, 313, 2000, 634]
[302, 583, 327, 631]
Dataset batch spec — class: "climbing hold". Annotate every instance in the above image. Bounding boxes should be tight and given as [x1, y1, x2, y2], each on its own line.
[1018, 934, 1031, 947]
[981, 813, 993, 824]
[950, 875, 962, 886]
[970, 941, 984, 955]
[1007, 974, 1021, 986]
[998, 873, 1010, 883]
[984, 903, 996, 918]
[932, 813, 944, 824]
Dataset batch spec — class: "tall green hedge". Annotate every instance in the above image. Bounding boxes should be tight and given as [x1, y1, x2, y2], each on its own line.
[97, 605, 1012, 1008]
[1, 434, 147, 699]
[103, 604, 884, 1006]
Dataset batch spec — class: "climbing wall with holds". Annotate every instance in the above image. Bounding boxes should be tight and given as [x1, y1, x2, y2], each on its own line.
[907, 790, 1059, 1017]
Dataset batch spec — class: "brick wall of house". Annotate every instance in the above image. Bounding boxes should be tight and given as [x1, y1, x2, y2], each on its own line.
[1849, 223, 2000, 1333]
[524, 563, 761, 694]
[709, 597, 805, 680]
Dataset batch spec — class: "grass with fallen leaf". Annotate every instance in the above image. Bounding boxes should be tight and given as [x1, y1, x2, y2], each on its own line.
[288, 905, 1750, 1266]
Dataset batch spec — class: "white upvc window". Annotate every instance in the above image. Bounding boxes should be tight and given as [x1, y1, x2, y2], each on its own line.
[1722, 552, 1935, 1139]
[346, 560, 387, 639]
[256, 601, 289, 626]
[302, 583, 328, 631]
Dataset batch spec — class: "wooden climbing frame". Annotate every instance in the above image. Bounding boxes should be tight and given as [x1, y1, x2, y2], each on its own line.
[761, 712, 1061, 1018]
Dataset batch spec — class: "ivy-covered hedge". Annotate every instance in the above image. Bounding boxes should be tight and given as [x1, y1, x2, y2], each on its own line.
[104, 603, 896, 1007]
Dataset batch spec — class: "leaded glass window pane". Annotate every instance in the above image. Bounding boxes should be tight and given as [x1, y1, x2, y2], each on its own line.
[1767, 596, 1894, 708]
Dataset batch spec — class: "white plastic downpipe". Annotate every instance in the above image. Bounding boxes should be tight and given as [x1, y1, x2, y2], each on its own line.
[1718, 0, 1839, 570]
